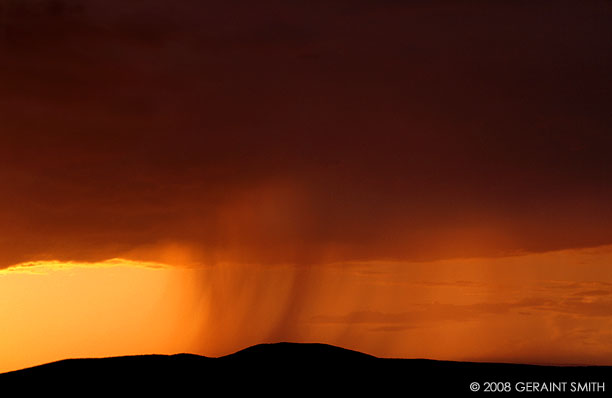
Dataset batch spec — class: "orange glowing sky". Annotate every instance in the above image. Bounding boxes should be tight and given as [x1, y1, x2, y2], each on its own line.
[2, 246, 612, 372]
[1, 0, 612, 372]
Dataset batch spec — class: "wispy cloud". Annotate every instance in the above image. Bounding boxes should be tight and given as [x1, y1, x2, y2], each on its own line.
[0, 258, 170, 275]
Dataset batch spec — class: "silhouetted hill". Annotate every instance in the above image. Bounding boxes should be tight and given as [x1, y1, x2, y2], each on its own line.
[1, 343, 609, 395]
[221, 341, 376, 361]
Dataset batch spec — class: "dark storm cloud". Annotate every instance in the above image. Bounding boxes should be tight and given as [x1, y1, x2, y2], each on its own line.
[1, 0, 611, 267]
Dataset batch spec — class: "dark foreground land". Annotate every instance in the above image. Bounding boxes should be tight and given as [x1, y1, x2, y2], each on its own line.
[1, 343, 609, 395]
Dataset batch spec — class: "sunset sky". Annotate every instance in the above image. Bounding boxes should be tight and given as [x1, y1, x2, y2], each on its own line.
[1, 0, 611, 372]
